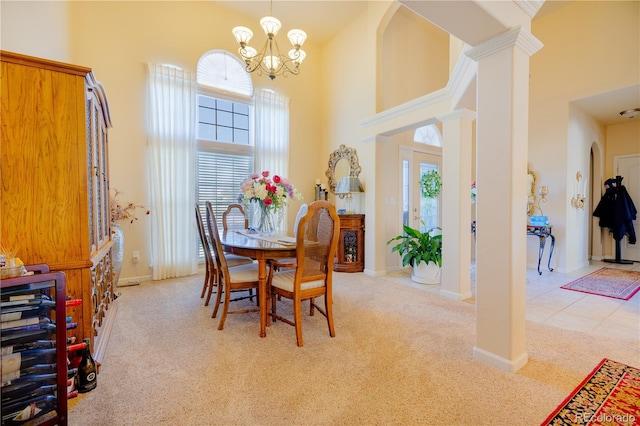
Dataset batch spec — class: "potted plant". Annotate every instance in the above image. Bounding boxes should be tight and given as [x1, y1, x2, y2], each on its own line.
[387, 225, 442, 284]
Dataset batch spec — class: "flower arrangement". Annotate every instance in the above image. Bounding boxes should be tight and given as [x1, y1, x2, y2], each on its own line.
[238, 171, 302, 211]
[420, 170, 442, 199]
[471, 181, 477, 203]
[110, 189, 150, 224]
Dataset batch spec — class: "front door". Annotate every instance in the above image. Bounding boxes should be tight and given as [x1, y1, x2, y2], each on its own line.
[614, 154, 640, 261]
[400, 148, 442, 233]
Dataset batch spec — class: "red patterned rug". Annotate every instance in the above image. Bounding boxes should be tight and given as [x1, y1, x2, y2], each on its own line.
[560, 268, 640, 300]
[541, 358, 640, 425]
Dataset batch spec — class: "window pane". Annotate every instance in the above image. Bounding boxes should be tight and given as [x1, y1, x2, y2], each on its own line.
[199, 95, 216, 108]
[217, 99, 233, 112]
[198, 123, 216, 140]
[217, 110, 232, 127]
[199, 107, 216, 125]
[234, 128, 249, 144]
[234, 112, 249, 130]
[234, 103, 249, 115]
[217, 126, 233, 143]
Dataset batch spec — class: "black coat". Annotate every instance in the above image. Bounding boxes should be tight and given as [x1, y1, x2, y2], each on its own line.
[593, 179, 637, 243]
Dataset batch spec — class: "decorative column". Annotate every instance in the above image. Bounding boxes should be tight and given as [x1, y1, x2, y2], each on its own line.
[466, 27, 543, 372]
[439, 110, 475, 300]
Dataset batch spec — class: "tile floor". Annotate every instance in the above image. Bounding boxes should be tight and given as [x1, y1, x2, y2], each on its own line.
[385, 260, 640, 342]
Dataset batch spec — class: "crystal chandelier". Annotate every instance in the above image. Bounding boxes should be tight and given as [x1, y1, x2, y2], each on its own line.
[232, 1, 307, 80]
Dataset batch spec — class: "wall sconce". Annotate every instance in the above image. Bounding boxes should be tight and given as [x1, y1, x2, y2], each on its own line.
[335, 177, 364, 214]
[570, 171, 586, 209]
[537, 185, 548, 215]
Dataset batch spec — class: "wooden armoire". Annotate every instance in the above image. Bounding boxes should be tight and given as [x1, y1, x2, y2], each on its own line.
[0, 51, 116, 360]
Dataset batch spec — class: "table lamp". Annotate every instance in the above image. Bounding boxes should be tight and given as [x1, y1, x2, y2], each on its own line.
[335, 177, 364, 214]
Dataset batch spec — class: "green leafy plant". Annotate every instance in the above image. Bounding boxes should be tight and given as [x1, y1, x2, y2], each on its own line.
[420, 170, 442, 199]
[387, 225, 442, 268]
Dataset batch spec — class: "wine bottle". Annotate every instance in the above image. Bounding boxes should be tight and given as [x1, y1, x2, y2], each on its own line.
[65, 299, 82, 307]
[0, 299, 56, 322]
[2, 363, 58, 384]
[1, 384, 56, 406]
[0, 373, 58, 400]
[1, 339, 56, 356]
[77, 338, 97, 393]
[2, 394, 57, 424]
[1, 348, 57, 374]
[1, 316, 53, 331]
[1, 323, 56, 347]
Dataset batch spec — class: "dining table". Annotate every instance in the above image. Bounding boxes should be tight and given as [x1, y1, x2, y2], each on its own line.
[220, 230, 297, 337]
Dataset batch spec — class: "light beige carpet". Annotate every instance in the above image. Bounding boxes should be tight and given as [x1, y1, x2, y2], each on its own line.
[68, 272, 639, 425]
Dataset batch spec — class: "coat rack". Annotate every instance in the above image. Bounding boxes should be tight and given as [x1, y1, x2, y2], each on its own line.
[593, 175, 637, 264]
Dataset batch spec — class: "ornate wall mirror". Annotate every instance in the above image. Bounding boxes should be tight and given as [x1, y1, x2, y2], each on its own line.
[325, 144, 362, 194]
[527, 169, 536, 216]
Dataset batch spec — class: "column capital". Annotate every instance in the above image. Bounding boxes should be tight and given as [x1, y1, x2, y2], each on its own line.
[465, 25, 543, 61]
[437, 109, 477, 123]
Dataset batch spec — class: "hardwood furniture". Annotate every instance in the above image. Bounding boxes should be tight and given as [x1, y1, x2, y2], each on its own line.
[267, 200, 339, 346]
[222, 203, 249, 231]
[1, 265, 68, 425]
[334, 214, 365, 272]
[206, 202, 261, 330]
[219, 229, 297, 338]
[0, 51, 114, 361]
[526, 225, 555, 275]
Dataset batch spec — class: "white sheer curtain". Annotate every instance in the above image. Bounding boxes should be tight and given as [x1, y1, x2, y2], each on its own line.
[254, 89, 291, 232]
[146, 64, 197, 280]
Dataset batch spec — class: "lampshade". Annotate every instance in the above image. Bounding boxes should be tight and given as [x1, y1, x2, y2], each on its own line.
[335, 177, 364, 194]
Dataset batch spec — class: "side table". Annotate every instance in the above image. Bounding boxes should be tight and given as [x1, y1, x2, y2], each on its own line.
[334, 214, 365, 272]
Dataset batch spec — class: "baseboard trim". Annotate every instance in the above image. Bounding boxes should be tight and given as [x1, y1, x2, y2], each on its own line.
[440, 288, 473, 300]
[93, 297, 118, 365]
[472, 346, 528, 373]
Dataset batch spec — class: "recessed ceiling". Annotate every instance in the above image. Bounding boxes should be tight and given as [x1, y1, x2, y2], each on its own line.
[214, 0, 367, 45]
[215, 1, 639, 127]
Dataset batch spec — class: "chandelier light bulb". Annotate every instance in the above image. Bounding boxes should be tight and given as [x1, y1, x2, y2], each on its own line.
[263, 55, 280, 72]
[289, 49, 306, 65]
[241, 46, 257, 60]
[232, 26, 253, 46]
[287, 29, 307, 48]
[260, 16, 281, 37]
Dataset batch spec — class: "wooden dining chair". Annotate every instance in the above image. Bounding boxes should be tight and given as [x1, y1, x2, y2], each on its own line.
[222, 203, 249, 231]
[195, 204, 216, 303]
[267, 200, 340, 346]
[205, 201, 260, 330]
[269, 203, 308, 271]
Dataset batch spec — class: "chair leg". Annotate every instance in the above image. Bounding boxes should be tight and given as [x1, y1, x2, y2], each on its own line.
[325, 294, 335, 338]
[293, 296, 304, 347]
[204, 271, 215, 306]
[309, 297, 315, 316]
[270, 289, 278, 323]
[201, 268, 210, 299]
[211, 271, 223, 319]
[217, 285, 231, 330]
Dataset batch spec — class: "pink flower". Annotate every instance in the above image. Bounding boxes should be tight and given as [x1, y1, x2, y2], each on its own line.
[262, 171, 270, 177]
[263, 198, 273, 205]
[273, 175, 281, 184]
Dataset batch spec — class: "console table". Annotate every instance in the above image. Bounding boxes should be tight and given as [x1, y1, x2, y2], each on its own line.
[527, 225, 555, 275]
[471, 221, 555, 275]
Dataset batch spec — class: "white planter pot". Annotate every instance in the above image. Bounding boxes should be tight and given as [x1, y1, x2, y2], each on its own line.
[412, 261, 441, 284]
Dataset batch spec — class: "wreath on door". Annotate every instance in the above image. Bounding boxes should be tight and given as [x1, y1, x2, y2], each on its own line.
[420, 170, 442, 199]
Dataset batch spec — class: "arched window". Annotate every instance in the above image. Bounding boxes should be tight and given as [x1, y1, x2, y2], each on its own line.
[197, 50, 253, 97]
[414, 124, 442, 147]
[195, 50, 254, 255]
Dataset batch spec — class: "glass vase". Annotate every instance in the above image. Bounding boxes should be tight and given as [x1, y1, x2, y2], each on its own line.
[253, 204, 281, 236]
[111, 223, 124, 286]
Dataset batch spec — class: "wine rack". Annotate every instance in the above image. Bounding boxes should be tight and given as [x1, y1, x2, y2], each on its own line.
[1, 265, 68, 425]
